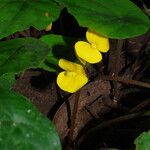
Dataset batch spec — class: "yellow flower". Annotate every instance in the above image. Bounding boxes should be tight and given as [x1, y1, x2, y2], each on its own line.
[75, 29, 109, 64]
[57, 59, 88, 93]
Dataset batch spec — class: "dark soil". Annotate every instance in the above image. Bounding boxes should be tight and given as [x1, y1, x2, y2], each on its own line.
[6, 0, 150, 149]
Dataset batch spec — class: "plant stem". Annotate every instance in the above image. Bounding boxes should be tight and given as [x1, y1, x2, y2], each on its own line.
[101, 75, 150, 88]
[68, 90, 80, 146]
[114, 40, 124, 76]
[112, 40, 124, 100]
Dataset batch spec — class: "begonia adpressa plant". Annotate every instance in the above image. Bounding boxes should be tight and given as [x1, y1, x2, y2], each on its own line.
[0, 0, 150, 149]
[56, 29, 110, 93]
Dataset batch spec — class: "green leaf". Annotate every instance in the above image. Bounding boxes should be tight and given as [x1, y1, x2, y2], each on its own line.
[0, 90, 61, 150]
[39, 53, 59, 72]
[56, 0, 150, 38]
[39, 34, 77, 72]
[0, 0, 60, 39]
[0, 73, 15, 90]
[135, 130, 150, 150]
[0, 38, 50, 76]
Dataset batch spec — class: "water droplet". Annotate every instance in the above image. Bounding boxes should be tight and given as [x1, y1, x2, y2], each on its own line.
[12, 122, 16, 127]
[27, 109, 31, 113]
[45, 12, 51, 18]
[26, 133, 30, 138]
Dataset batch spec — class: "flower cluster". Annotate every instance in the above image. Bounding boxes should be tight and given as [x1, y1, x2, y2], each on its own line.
[57, 29, 109, 93]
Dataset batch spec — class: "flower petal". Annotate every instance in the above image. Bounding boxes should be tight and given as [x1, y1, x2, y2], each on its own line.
[75, 41, 102, 64]
[86, 29, 109, 53]
[58, 59, 85, 74]
[57, 71, 88, 93]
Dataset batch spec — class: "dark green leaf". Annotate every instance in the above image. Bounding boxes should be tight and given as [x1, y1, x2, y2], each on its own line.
[135, 130, 150, 150]
[0, 90, 61, 150]
[0, 73, 15, 90]
[56, 0, 150, 38]
[0, 38, 50, 76]
[0, 0, 60, 39]
[39, 34, 77, 72]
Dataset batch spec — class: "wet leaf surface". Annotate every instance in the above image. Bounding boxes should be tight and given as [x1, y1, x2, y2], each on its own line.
[0, 0, 60, 39]
[0, 89, 61, 150]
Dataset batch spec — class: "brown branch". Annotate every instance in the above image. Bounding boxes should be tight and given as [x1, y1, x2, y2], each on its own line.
[129, 98, 150, 113]
[112, 40, 125, 100]
[101, 75, 150, 88]
[114, 40, 124, 76]
[79, 111, 150, 143]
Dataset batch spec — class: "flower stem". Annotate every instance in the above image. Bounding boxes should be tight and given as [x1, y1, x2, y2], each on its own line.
[112, 40, 124, 100]
[68, 90, 80, 146]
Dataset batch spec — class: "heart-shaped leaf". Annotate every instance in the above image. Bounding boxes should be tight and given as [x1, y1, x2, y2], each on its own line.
[0, 90, 61, 150]
[0, 0, 60, 39]
[39, 34, 77, 72]
[0, 38, 50, 76]
[56, 0, 150, 38]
